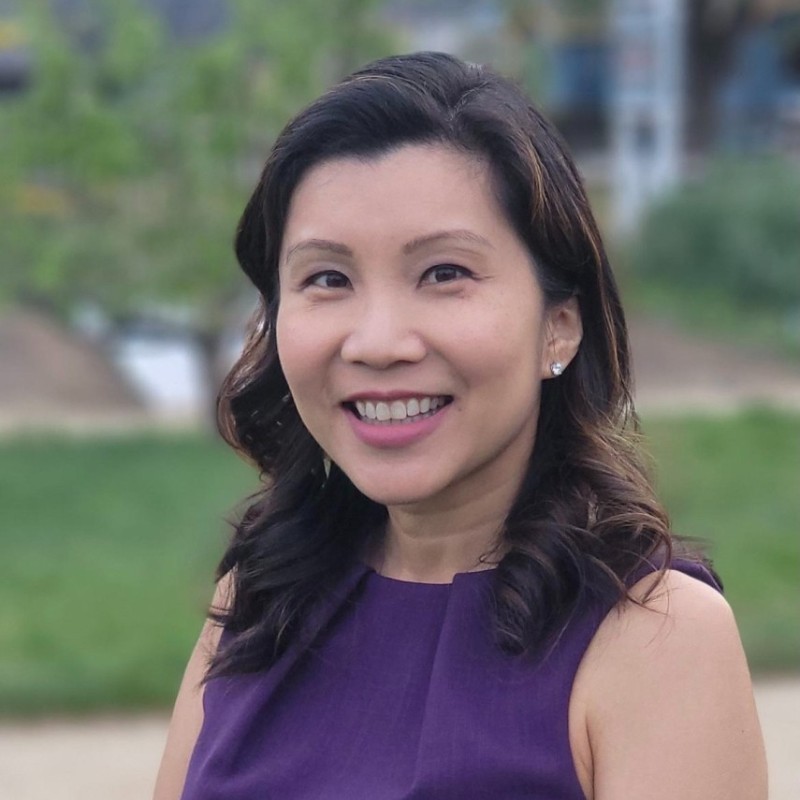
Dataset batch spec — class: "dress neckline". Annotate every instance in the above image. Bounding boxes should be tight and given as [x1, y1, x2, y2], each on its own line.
[360, 563, 497, 587]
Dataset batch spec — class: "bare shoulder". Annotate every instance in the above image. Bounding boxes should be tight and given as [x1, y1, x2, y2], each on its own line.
[577, 568, 767, 800]
[610, 567, 733, 647]
[152, 573, 233, 800]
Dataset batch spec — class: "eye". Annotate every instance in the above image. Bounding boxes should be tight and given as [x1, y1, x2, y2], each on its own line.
[420, 264, 472, 285]
[306, 270, 350, 289]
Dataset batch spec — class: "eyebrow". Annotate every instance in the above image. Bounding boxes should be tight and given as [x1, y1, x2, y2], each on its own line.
[284, 238, 353, 262]
[283, 229, 493, 263]
[402, 229, 493, 254]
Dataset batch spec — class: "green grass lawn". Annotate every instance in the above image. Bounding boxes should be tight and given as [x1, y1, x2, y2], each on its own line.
[0, 412, 797, 714]
[0, 434, 256, 715]
[644, 410, 799, 674]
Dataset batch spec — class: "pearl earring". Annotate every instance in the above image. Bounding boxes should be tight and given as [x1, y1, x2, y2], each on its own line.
[549, 361, 564, 377]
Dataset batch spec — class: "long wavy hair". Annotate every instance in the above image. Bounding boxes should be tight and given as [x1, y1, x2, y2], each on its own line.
[208, 52, 694, 679]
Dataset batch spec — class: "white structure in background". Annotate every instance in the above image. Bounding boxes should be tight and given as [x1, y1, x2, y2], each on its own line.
[72, 298, 251, 422]
[111, 329, 247, 420]
[113, 335, 206, 418]
[610, 0, 685, 235]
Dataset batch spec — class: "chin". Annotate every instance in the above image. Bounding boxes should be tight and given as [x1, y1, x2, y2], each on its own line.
[347, 475, 444, 509]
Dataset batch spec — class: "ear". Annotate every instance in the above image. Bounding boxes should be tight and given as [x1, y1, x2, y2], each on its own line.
[541, 296, 582, 379]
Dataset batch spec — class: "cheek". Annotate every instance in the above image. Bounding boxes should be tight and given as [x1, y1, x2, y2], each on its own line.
[446, 298, 546, 385]
[275, 310, 318, 394]
[275, 315, 330, 448]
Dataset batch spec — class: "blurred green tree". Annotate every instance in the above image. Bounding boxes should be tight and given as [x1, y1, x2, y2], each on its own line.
[0, 0, 397, 421]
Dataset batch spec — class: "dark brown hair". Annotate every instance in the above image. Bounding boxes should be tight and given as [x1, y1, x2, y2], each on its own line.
[209, 51, 691, 678]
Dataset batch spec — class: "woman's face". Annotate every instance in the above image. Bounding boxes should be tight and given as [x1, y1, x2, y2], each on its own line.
[276, 145, 579, 513]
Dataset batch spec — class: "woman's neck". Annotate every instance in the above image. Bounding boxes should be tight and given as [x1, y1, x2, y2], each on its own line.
[370, 480, 517, 583]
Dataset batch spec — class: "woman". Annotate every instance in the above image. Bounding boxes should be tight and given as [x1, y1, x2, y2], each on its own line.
[155, 52, 767, 799]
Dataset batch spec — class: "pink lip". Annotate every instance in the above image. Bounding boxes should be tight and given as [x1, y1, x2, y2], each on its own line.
[344, 402, 451, 448]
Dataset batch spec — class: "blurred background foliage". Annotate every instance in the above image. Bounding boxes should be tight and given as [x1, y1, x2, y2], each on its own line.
[2, 0, 799, 389]
[636, 158, 800, 312]
[0, 0, 398, 408]
[628, 156, 800, 355]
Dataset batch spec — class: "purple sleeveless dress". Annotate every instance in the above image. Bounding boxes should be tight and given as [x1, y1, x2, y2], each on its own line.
[181, 560, 719, 800]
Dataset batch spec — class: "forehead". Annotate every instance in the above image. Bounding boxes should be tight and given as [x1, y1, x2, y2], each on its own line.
[280, 145, 513, 258]
[293, 144, 489, 200]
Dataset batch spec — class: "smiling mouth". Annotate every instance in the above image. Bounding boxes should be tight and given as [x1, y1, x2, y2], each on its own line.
[345, 396, 453, 424]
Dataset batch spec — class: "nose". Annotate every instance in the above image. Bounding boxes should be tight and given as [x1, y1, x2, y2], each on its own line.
[339, 295, 426, 368]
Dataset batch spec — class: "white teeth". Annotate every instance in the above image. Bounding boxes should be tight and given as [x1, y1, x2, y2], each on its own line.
[351, 395, 449, 424]
[389, 400, 407, 420]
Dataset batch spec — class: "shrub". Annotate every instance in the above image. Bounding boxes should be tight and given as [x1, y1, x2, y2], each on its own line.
[631, 158, 800, 313]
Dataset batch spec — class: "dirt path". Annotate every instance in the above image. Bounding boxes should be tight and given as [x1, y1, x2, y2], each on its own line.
[0, 677, 796, 799]
[628, 316, 800, 413]
[0, 715, 166, 800]
[754, 677, 800, 800]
